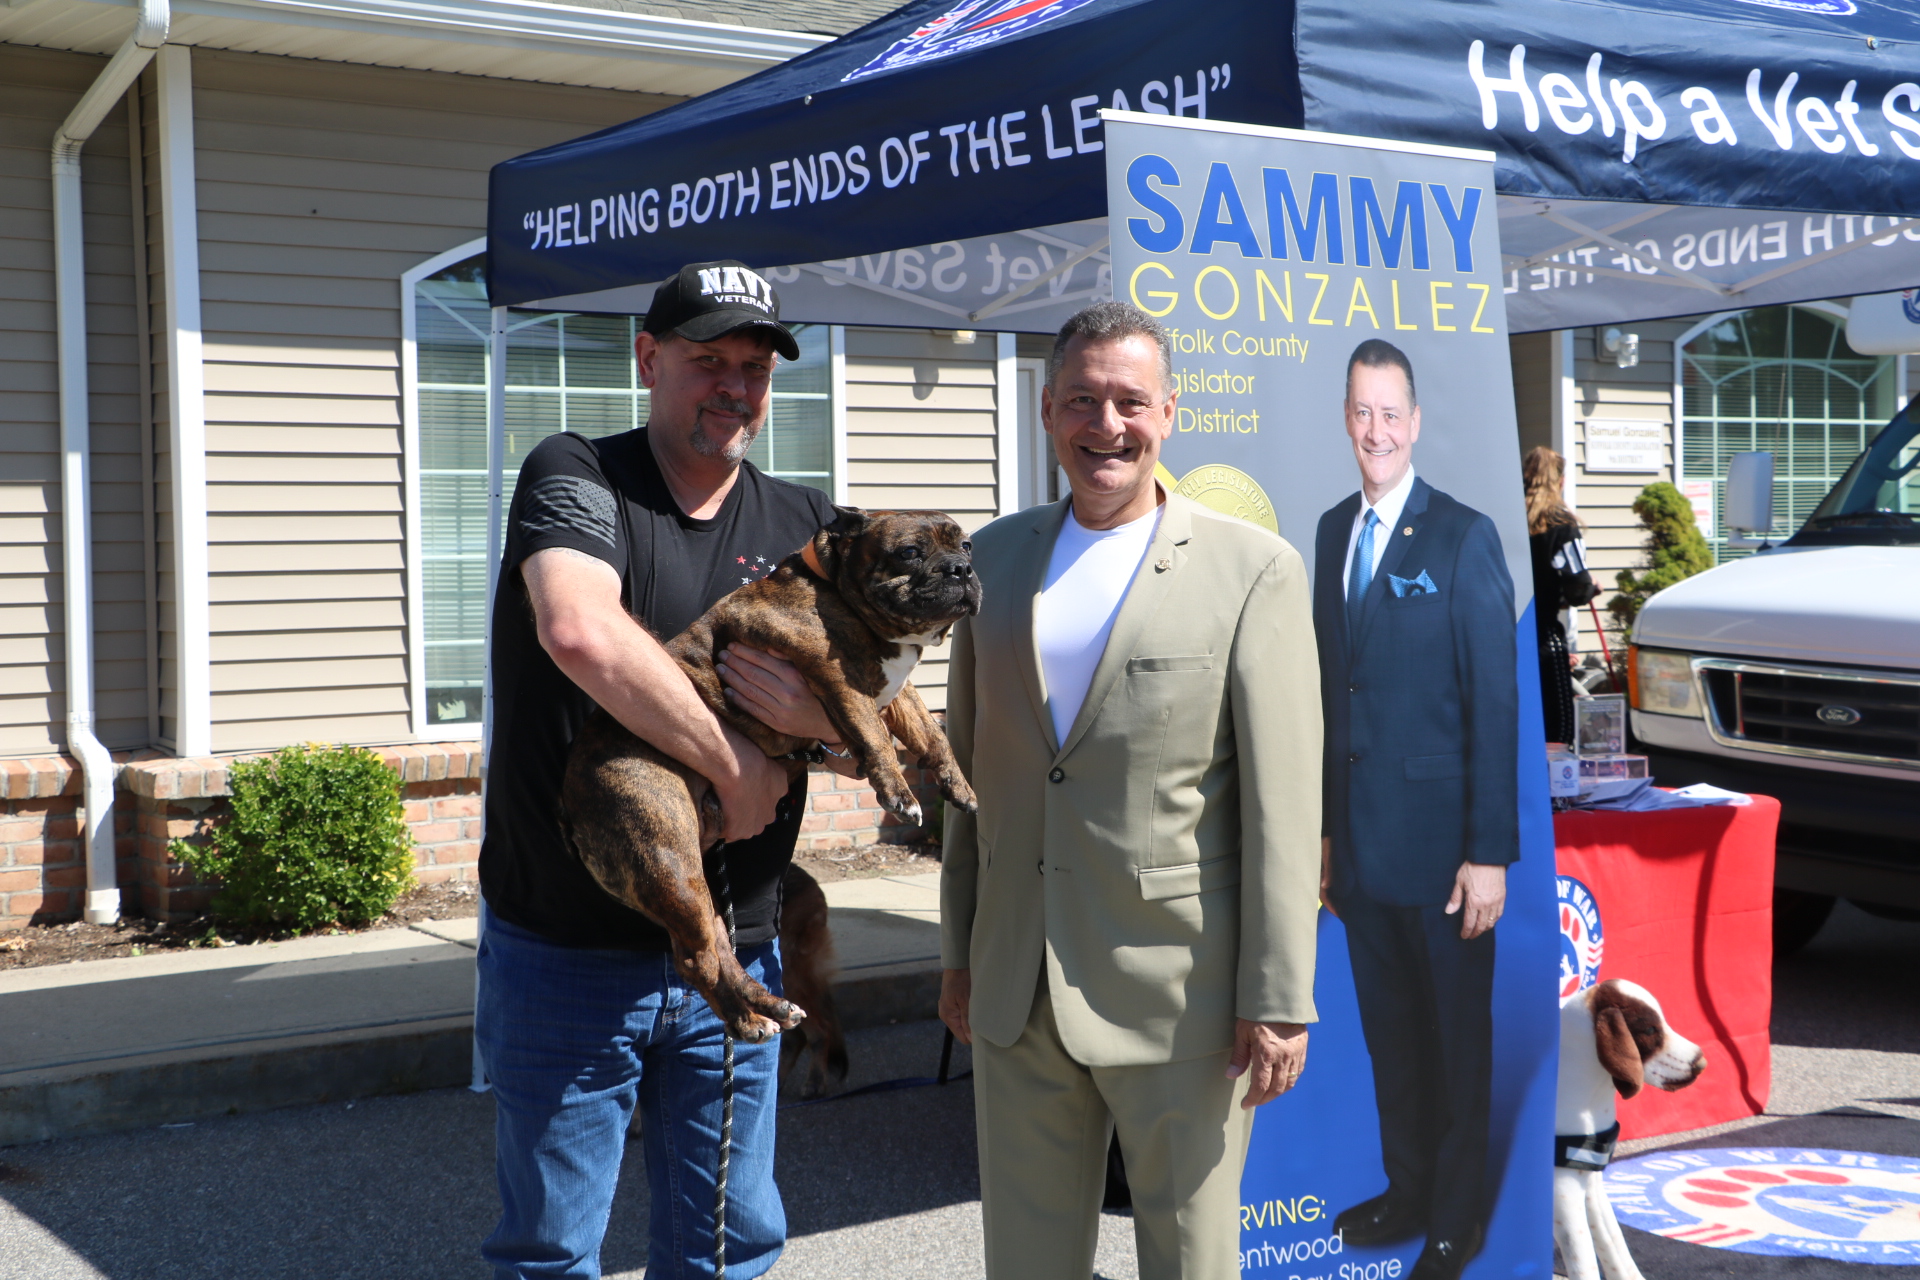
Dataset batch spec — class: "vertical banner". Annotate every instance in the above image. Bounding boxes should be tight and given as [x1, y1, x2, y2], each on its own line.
[1105, 112, 1559, 1279]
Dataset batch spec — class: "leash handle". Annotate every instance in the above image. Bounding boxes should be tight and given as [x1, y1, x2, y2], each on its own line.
[712, 855, 737, 1280]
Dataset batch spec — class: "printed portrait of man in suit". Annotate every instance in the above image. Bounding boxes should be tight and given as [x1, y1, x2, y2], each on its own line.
[1313, 338, 1519, 1280]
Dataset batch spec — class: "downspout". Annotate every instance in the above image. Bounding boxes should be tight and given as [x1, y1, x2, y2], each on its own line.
[54, 0, 170, 924]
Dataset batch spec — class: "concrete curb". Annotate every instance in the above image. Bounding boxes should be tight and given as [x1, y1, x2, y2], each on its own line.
[0, 967, 938, 1148]
[0, 1018, 473, 1148]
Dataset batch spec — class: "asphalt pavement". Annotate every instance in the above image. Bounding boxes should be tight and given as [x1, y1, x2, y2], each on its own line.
[1, 900, 1914, 1280]
[0, 1017, 1142, 1280]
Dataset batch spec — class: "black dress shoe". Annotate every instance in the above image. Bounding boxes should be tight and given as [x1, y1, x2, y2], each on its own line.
[1407, 1222, 1487, 1280]
[1333, 1192, 1427, 1247]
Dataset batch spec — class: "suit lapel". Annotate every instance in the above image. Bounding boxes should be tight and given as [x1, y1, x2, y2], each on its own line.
[1055, 494, 1193, 763]
[1355, 476, 1430, 652]
[1321, 493, 1361, 659]
[1012, 499, 1070, 755]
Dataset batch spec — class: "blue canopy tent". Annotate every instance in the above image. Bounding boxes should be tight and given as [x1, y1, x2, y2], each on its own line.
[476, 0, 1920, 718]
[487, 0, 1920, 336]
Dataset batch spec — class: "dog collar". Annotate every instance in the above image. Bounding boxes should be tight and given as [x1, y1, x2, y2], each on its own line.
[1554, 1122, 1621, 1170]
[801, 538, 827, 579]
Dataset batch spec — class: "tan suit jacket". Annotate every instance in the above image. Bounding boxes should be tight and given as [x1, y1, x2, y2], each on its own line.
[941, 492, 1323, 1068]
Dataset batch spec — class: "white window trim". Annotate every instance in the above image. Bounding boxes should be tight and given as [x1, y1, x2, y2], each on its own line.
[401, 237, 488, 740]
[1017, 356, 1051, 510]
[995, 332, 1019, 517]
[158, 45, 211, 757]
[1672, 302, 1900, 561]
[830, 325, 849, 505]
[1670, 301, 1865, 491]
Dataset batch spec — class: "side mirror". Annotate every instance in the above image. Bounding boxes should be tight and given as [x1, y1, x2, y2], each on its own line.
[1724, 452, 1776, 545]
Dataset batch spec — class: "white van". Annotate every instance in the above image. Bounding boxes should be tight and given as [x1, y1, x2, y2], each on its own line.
[1627, 408, 1919, 951]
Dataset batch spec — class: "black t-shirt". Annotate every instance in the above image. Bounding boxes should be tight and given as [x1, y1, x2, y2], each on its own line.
[1528, 519, 1598, 643]
[480, 429, 835, 951]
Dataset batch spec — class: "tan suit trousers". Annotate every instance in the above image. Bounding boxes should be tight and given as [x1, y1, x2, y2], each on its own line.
[975, 971, 1254, 1280]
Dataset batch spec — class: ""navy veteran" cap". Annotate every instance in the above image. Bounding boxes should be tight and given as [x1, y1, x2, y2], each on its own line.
[642, 260, 800, 360]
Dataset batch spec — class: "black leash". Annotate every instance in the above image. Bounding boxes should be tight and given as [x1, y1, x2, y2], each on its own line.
[711, 856, 737, 1280]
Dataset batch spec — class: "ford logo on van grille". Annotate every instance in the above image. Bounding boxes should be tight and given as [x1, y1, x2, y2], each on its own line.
[1817, 705, 1863, 727]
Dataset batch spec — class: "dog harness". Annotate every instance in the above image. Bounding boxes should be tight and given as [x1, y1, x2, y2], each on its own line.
[1554, 1121, 1621, 1170]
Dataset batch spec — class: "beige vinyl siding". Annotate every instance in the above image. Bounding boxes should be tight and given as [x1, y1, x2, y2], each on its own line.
[1509, 332, 1553, 458]
[1, 46, 150, 757]
[1567, 319, 1694, 650]
[843, 326, 1005, 715]
[182, 49, 673, 751]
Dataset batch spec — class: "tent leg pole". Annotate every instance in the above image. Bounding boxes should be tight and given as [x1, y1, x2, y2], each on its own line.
[471, 304, 507, 1095]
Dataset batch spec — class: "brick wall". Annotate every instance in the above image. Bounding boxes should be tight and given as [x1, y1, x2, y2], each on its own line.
[1, 742, 925, 928]
[796, 758, 941, 852]
[0, 744, 485, 929]
[0, 756, 89, 925]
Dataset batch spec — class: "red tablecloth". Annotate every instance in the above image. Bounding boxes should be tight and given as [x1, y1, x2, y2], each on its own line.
[1553, 796, 1780, 1141]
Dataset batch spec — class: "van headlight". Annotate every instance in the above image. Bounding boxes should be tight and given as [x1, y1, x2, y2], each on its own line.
[1632, 647, 1700, 717]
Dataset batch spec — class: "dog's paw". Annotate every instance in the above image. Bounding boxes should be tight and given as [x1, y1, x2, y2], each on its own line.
[875, 787, 921, 823]
[755, 997, 805, 1033]
[940, 777, 978, 814]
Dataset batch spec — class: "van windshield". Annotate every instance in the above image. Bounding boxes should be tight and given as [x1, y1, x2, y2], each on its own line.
[1788, 407, 1920, 548]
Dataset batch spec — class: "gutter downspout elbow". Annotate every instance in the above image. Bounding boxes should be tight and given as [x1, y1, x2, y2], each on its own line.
[55, 0, 170, 925]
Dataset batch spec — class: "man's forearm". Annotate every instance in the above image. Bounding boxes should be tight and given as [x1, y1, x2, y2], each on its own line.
[550, 611, 750, 784]
[525, 549, 747, 790]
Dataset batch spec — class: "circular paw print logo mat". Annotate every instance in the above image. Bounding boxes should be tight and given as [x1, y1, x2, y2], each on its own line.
[1607, 1148, 1920, 1264]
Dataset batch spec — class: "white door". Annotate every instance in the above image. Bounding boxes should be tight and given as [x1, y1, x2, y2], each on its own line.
[1016, 357, 1063, 510]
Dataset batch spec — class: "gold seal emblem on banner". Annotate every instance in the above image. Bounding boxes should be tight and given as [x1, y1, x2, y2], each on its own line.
[1172, 463, 1279, 535]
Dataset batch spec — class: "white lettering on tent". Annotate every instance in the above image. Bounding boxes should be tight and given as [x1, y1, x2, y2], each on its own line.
[1466, 41, 1919, 168]
[1469, 41, 1541, 131]
[1681, 87, 1738, 145]
[940, 123, 967, 177]
[1539, 73, 1593, 134]
[1609, 78, 1666, 162]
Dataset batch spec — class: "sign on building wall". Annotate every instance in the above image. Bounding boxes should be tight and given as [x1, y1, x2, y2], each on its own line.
[1682, 480, 1714, 533]
[1106, 111, 1557, 1279]
[1584, 419, 1666, 472]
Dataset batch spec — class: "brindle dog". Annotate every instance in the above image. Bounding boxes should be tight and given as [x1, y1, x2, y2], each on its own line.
[562, 508, 981, 1043]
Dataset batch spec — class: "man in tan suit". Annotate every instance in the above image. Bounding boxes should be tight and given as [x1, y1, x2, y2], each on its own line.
[939, 301, 1324, 1279]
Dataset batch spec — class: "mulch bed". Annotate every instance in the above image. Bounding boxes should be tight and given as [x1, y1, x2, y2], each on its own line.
[0, 880, 482, 971]
[793, 841, 942, 883]
[0, 844, 942, 970]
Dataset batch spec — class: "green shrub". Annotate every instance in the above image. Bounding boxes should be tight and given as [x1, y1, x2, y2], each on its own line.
[171, 743, 414, 931]
[1609, 481, 1714, 631]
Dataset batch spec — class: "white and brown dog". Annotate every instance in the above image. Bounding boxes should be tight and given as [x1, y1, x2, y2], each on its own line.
[1555, 979, 1708, 1280]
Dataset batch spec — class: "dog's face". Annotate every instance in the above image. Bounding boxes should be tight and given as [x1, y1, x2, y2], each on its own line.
[813, 507, 981, 639]
[1587, 978, 1706, 1099]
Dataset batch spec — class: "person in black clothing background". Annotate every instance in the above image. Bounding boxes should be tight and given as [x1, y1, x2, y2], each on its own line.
[1522, 447, 1600, 747]
[475, 262, 864, 1280]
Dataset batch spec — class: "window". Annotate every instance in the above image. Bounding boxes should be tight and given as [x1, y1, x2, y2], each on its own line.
[1680, 305, 1898, 560]
[408, 251, 833, 729]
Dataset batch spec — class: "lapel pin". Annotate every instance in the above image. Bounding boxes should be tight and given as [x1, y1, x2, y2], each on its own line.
[1403, 527, 1413, 536]
[1155, 557, 1172, 571]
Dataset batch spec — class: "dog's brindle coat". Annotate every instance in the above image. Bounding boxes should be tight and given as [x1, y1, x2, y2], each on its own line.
[562, 508, 981, 1043]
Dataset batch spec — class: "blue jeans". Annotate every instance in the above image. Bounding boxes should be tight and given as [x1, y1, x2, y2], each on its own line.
[475, 913, 786, 1280]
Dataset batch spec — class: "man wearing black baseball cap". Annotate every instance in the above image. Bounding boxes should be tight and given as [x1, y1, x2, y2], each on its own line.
[477, 260, 855, 1279]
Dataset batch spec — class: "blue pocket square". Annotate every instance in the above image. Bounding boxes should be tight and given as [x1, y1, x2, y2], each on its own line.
[1389, 569, 1439, 598]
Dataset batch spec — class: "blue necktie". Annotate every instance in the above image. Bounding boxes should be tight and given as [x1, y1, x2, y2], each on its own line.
[1347, 509, 1379, 634]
